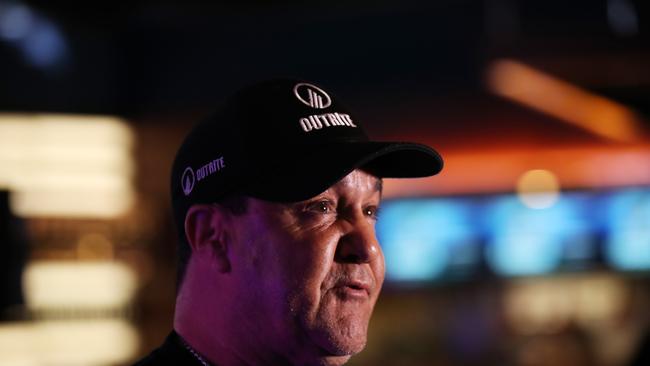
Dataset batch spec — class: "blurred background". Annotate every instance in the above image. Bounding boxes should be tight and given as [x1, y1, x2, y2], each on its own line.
[0, 0, 649, 365]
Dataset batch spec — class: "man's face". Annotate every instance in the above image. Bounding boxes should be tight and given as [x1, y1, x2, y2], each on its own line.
[229, 169, 385, 365]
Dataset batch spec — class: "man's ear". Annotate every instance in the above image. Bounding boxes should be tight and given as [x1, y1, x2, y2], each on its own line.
[184, 204, 231, 273]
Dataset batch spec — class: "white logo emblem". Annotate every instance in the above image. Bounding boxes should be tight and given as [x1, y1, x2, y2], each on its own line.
[293, 83, 331, 109]
[181, 167, 195, 196]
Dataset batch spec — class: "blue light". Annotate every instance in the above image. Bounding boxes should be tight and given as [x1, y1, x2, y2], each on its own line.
[377, 198, 478, 282]
[483, 193, 593, 276]
[0, 2, 69, 71]
[604, 189, 650, 271]
[0, 3, 34, 41]
[607, 0, 639, 36]
[21, 19, 68, 68]
[377, 187, 650, 284]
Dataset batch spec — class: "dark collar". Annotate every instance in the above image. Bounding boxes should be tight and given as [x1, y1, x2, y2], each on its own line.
[133, 331, 213, 366]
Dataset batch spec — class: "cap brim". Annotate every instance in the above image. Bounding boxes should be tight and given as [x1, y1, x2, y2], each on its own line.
[244, 141, 443, 202]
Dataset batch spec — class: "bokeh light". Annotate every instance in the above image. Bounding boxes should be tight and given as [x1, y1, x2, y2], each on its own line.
[0, 114, 135, 218]
[516, 169, 561, 209]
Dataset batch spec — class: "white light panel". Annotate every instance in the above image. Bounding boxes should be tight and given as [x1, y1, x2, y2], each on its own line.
[0, 113, 135, 218]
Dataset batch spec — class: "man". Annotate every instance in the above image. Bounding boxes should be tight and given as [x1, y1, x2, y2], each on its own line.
[135, 79, 443, 365]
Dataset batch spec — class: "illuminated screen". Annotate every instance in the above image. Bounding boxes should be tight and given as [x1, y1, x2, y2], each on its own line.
[376, 198, 481, 282]
[376, 187, 650, 282]
[604, 189, 650, 271]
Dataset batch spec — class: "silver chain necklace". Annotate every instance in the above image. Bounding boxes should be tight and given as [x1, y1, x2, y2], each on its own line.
[178, 336, 212, 366]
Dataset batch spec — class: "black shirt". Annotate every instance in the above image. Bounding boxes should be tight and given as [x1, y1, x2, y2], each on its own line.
[133, 331, 211, 366]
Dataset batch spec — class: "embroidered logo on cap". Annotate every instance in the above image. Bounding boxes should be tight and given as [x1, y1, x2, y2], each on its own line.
[181, 157, 226, 196]
[293, 83, 331, 109]
[181, 167, 195, 196]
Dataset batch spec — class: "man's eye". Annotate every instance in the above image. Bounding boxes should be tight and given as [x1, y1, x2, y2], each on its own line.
[364, 206, 380, 219]
[308, 200, 333, 214]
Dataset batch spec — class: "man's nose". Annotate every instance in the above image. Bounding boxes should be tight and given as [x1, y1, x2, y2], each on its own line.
[336, 219, 381, 264]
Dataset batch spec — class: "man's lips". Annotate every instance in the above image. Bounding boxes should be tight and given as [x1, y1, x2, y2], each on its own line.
[335, 280, 371, 298]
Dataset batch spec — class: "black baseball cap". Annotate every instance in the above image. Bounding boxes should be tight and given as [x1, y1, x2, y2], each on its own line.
[171, 79, 443, 226]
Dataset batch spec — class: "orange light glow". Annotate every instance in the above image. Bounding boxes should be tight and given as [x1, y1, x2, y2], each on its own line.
[383, 145, 650, 198]
[516, 169, 560, 209]
[487, 59, 643, 143]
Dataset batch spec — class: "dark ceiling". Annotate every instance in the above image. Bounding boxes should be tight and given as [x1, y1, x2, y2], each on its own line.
[0, 0, 648, 127]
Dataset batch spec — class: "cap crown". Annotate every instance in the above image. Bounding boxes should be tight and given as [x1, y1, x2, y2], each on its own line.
[171, 79, 369, 222]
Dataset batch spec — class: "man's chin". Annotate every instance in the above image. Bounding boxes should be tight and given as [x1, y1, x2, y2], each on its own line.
[291, 339, 359, 366]
[300, 297, 372, 363]
[316, 354, 353, 366]
[312, 327, 368, 358]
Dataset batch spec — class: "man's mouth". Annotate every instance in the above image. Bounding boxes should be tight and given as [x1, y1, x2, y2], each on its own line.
[335, 280, 371, 299]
